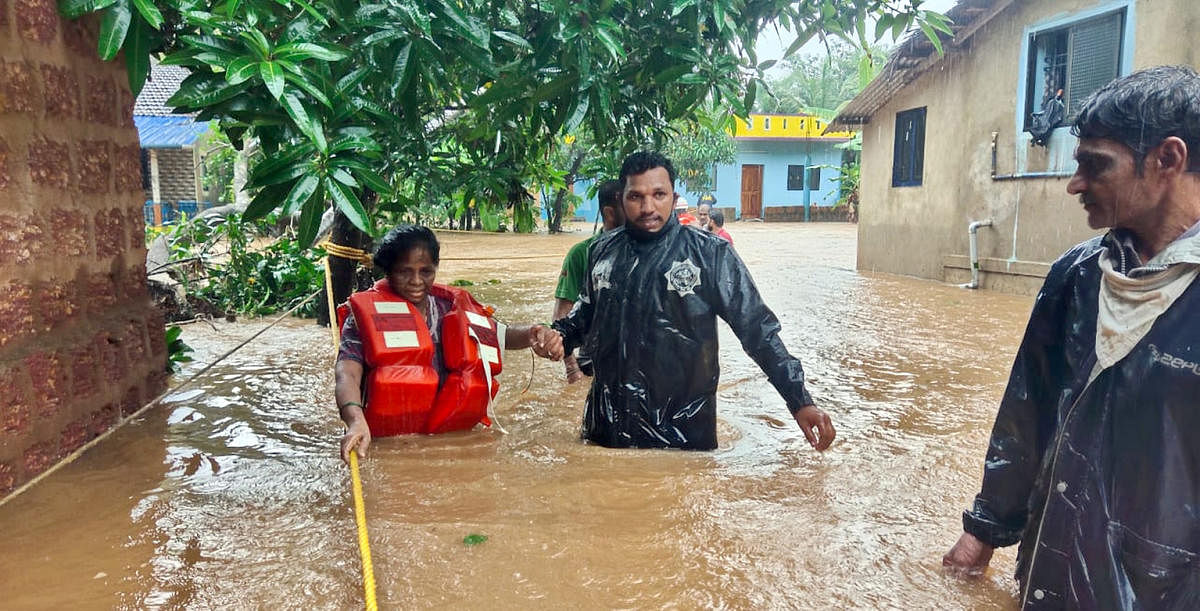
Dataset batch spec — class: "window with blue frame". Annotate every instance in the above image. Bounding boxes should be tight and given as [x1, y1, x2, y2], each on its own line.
[1023, 9, 1125, 130]
[892, 107, 926, 187]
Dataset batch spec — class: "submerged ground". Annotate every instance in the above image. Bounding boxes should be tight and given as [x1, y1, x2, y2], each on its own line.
[0, 222, 1032, 609]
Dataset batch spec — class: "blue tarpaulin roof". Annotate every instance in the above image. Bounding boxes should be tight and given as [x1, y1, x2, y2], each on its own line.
[135, 115, 210, 148]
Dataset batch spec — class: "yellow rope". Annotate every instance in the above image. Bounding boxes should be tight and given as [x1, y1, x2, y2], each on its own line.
[320, 239, 374, 265]
[323, 240, 378, 610]
[349, 451, 379, 611]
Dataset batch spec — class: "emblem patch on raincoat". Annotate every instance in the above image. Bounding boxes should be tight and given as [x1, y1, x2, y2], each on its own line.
[665, 259, 702, 296]
[592, 257, 614, 291]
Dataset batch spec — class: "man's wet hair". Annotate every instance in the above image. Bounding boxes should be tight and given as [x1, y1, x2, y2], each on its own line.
[1072, 65, 1200, 172]
[374, 224, 440, 272]
[619, 151, 678, 187]
[710, 210, 725, 227]
[598, 180, 622, 209]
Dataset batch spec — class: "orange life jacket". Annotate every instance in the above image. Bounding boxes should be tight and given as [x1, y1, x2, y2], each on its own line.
[345, 280, 503, 436]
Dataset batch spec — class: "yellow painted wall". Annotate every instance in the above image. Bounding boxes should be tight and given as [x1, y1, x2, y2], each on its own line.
[731, 114, 856, 140]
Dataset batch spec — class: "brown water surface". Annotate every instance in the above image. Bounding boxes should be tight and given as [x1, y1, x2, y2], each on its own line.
[0, 223, 1033, 609]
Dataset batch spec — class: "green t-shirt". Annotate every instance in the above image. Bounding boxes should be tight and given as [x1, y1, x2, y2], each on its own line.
[554, 234, 597, 301]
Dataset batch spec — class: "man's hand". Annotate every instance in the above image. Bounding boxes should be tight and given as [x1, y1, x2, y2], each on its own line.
[564, 355, 585, 384]
[531, 325, 564, 361]
[943, 532, 994, 577]
[340, 418, 371, 464]
[793, 405, 835, 451]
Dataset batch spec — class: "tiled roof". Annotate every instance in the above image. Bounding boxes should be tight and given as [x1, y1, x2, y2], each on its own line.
[831, 0, 1016, 130]
[134, 63, 196, 117]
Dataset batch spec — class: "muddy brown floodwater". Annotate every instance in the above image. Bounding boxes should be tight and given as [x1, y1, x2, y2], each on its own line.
[0, 222, 1036, 609]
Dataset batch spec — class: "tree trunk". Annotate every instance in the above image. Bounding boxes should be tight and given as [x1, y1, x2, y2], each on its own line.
[317, 192, 376, 327]
[548, 151, 585, 233]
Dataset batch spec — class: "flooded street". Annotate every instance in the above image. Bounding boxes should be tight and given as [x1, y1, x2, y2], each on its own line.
[0, 222, 1034, 609]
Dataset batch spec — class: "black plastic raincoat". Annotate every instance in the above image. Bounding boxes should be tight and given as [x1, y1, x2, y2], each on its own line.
[551, 214, 813, 450]
[964, 233, 1200, 608]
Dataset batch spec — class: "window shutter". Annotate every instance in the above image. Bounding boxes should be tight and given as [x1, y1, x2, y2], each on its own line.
[1067, 12, 1122, 117]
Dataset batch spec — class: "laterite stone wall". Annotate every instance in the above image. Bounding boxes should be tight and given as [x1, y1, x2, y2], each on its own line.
[0, 1, 166, 498]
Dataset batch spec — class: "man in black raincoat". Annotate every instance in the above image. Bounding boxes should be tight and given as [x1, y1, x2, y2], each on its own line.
[551, 151, 835, 451]
[945, 66, 1200, 608]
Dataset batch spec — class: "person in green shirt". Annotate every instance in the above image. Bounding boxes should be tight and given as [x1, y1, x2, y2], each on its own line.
[553, 180, 624, 382]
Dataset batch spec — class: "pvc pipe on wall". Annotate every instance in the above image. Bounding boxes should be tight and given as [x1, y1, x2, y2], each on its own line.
[960, 219, 994, 289]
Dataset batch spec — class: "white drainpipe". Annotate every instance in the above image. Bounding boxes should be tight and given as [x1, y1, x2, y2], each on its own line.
[960, 219, 994, 289]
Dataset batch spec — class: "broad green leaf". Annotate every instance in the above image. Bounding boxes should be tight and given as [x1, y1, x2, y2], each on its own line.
[330, 168, 359, 189]
[329, 135, 381, 154]
[874, 14, 893, 41]
[295, 192, 325, 248]
[531, 74, 579, 103]
[346, 166, 392, 195]
[283, 72, 331, 107]
[593, 26, 625, 61]
[565, 95, 588, 132]
[249, 142, 316, 183]
[919, 21, 943, 56]
[291, 0, 329, 26]
[390, 42, 412, 96]
[247, 158, 311, 189]
[129, 0, 162, 29]
[493, 30, 531, 50]
[359, 30, 405, 48]
[783, 26, 816, 58]
[757, 59, 777, 71]
[435, 0, 488, 49]
[654, 64, 693, 85]
[282, 93, 327, 153]
[742, 80, 756, 115]
[225, 57, 258, 84]
[123, 15, 151, 95]
[239, 29, 271, 60]
[180, 34, 242, 56]
[60, 0, 118, 19]
[167, 75, 251, 110]
[336, 67, 370, 93]
[281, 173, 320, 216]
[274, 42, 349, 62]
[325, 177, 371, 234]
[97, 1, 132, 61]
[243, 182, 291, 221]
[260, 61, 284, 99]
[671, 0, 697, 17]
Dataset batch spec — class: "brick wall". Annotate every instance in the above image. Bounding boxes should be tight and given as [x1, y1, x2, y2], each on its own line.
[1, 3, 166, 498]
[762, 205, 853, 222]
[141, 147, 196, 205]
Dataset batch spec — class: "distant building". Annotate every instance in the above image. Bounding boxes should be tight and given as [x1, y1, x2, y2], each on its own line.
[712, 113, 856, 221]
[134, 64, 211, 224]
[564, 113, 856, 224]
[832, 0, 1189, 294]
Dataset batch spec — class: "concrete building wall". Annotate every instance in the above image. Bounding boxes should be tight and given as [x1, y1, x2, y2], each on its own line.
[0, 6, 166, 497]
[857, 0, 1189, 294]
[714, 140, 846, 219]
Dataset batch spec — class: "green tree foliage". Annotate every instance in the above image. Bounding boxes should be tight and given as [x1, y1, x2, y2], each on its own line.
[757, 40, 889, 115]
[62, 0, 951, 247]
[661, 116, 738, 195]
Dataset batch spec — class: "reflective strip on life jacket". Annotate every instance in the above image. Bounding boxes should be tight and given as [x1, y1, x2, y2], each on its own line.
[348, 282, 435, 367]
